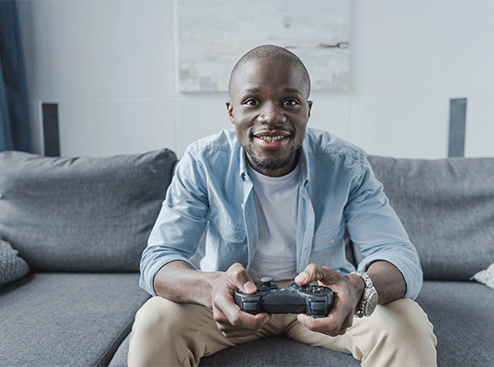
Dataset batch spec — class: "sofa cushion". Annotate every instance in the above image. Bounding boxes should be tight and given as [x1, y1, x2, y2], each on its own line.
[0, 149, 177, 272]
[472, 262, 494, 289]
[109, 282, 494, 367]
[0, 272, 150, 367]
[368, 156, 494, 281]
[0, 239, 29, 288]
[417, 281, 494, 366]
[109, 333, 360, 367]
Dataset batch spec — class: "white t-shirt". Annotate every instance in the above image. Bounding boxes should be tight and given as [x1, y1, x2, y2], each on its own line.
[247, 164, 300, 283]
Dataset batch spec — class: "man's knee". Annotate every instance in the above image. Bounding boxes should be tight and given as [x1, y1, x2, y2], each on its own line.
[361, 298, 437, 366]
[132, 296, 187, 338]
[377, 298, 436, 344]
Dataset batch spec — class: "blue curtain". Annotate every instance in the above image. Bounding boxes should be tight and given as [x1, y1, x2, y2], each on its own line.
[0, 0, 31, 152]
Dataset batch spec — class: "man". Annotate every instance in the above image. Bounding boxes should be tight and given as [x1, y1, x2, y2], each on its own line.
[128, 45, 437, 366]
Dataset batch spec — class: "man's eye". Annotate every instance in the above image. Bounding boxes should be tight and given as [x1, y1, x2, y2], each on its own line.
[284, 99, 299, 106]
[244, 99, 258, 106]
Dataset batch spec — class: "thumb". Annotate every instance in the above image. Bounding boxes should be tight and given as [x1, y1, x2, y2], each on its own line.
[241, 279, 257, 294]
[295, 264, 336, 286]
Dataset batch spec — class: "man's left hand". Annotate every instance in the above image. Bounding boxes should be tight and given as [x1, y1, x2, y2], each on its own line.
[294, 263, 365, 336]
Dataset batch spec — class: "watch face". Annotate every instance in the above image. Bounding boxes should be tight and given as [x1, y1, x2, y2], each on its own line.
[365, 291, 379, 316]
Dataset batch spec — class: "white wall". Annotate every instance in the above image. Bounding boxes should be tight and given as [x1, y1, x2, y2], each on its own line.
[17, 0, 494, 159]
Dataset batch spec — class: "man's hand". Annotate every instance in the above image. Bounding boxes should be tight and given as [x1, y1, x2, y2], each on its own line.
[294, 264, 364, 336]
[211, 263, 270, 338]
[153, 261, 270, 339]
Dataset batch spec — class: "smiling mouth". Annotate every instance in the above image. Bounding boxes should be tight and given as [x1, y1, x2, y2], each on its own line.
[252, 128, 294, 142]
[256, 135, 287, 143]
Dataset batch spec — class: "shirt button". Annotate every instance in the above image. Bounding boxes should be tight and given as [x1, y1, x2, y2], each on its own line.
[241, 203, 244, 209]
[220, 228, 224, 235]
[330, 238, 335, 244]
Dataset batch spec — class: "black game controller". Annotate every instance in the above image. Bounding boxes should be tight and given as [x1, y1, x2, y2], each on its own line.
[234, 277, 333, 318]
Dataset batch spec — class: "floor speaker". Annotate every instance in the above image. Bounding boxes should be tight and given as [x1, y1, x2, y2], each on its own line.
[448, 98, 467, 158]
[42, 103, 60, 157]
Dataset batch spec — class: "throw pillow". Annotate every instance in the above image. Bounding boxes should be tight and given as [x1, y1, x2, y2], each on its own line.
[0, 239, 30, 288]
[471, 263, 494, 289]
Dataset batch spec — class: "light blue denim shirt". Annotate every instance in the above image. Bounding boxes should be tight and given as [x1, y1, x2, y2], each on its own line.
[140, 128, 423, 299]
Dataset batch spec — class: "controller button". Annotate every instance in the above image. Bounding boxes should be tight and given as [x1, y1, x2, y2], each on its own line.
[311, 302, 327, 311]
[243, 302, 258, 313]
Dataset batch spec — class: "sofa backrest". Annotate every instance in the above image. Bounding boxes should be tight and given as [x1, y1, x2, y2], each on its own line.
[368, 155, 494, 281]
[0, 149, 177, 272]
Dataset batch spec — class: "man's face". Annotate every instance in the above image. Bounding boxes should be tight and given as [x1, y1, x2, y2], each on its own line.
[226, 58, 312, 177]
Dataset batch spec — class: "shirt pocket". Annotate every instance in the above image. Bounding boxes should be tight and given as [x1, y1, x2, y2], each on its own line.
[312, 221, 346, 251]
[207, 209, 246, 245]
[309, 222, 347, 267]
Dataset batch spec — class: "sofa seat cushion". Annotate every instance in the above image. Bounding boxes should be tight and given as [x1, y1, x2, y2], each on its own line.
[0, 149, 177, 272]
[0, 272, 149, 367]
[109, 282, 494, 367]
[417, 281, 494, 366]
[109, 333, 360, 367]
[200, 337, 360, 366]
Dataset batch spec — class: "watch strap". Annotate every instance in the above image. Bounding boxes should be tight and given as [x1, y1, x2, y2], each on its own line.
[351, 271, 378, 317]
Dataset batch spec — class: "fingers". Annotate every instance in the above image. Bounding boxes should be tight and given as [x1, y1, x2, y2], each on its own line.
[211, 263, 256, 327]
[212, 263, 269, 338]
[297, 289, 355, 336]
[215, 310, 270, 338]
[297, 311, 353, 337]
[295, 264, 358, 336]
[226, 263, 257, 294]
[213, 288, 270, 338]
[295, 263, 338, 286]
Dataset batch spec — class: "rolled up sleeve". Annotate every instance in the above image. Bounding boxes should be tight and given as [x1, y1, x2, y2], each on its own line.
[345, 158, 423, 300]
[139, 150, 209, 296]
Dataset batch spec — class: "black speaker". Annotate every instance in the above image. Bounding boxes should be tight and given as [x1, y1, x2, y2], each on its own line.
[448, 98, 467, 158]
[42, 102, 60, 157]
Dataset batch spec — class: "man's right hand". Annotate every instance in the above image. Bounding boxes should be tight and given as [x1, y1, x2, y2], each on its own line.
[153, 261, 270, 339]
[210, 263, 270, 338]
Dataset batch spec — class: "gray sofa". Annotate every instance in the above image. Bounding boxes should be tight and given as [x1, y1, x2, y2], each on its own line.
[1, 149, 493, 367]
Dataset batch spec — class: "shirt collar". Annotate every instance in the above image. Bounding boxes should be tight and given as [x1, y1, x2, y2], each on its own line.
[300, 137, 311, 185]
[239, 145, 249, 181]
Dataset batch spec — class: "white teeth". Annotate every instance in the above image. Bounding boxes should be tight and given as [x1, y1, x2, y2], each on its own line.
[258, 136, 285, 142]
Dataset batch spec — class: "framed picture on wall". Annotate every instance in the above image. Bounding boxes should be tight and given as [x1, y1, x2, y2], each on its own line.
[178, 0, 351, 92]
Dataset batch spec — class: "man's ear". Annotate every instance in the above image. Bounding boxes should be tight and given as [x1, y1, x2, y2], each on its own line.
[307, 100, 313, 119]
[226, 101, 235, 124]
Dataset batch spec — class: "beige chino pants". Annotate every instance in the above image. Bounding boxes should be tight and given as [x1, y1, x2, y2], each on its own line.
[128, 294, 437, 367]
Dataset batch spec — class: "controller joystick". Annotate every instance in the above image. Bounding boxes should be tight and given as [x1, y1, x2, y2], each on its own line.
[234, 277, 333, 318]
[258, 277, 277, 291]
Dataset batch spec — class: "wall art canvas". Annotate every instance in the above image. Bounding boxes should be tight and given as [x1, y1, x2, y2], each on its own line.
[178, 0, 351, 92]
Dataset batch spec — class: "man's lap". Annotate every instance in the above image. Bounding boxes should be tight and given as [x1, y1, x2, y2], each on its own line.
[131, 295, 436, 365]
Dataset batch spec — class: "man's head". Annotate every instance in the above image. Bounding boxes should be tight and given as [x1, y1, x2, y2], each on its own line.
[226, 45, 313, 177]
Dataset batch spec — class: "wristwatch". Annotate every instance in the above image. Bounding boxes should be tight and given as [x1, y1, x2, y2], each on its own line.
[351, 271, 379, 317]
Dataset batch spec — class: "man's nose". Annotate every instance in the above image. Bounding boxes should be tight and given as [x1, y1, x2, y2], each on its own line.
[258, 102, 286, 124]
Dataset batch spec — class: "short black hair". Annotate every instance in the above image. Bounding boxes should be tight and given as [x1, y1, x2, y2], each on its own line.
[228, 44, 311, 98]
